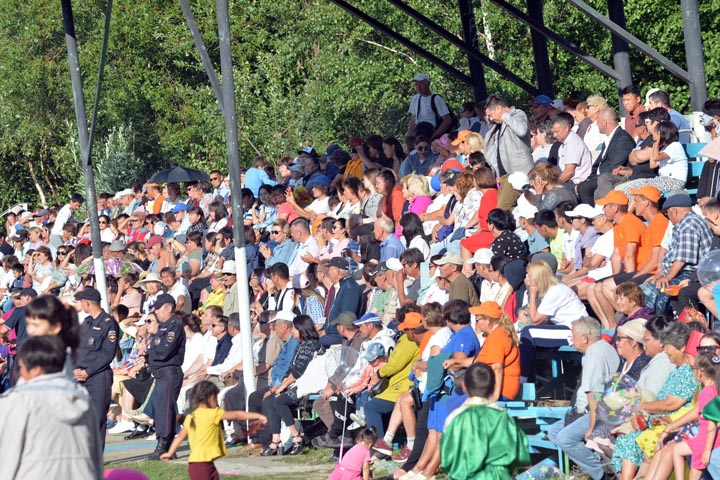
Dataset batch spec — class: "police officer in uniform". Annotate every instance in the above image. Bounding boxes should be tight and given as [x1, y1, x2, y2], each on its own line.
[147, 293, 186, 459]
[73, 287, 118, 448]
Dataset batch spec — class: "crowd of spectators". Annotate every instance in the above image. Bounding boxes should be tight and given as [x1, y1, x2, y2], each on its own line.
[2, 73, 720, 480]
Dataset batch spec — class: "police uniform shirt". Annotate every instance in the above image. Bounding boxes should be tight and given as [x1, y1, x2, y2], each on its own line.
[77, 310, 118, 377]
[147, 315, 186, 370]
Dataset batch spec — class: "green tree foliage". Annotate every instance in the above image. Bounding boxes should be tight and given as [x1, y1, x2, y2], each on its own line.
[0, 0, 717, 210]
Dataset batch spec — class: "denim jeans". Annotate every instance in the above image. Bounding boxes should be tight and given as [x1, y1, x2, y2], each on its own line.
[364, 398, 395, 438]
[548, 415, 604, 480]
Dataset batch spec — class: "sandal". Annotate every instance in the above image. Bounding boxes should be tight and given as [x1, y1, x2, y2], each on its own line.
[288, 434, 304, 455]
[261, 440, 283, 457]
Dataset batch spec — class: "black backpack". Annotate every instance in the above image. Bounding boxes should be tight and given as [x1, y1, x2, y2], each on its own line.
[416, 94, 459, 137]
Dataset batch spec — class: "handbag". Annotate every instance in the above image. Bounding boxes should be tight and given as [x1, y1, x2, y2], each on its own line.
[411, 384, 423, 410]
[369, 377, 389, 397]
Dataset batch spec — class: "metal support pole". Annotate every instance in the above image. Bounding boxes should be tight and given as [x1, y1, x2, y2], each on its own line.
[680, 0, 707, 112]
[525, 0, 553, 96]
[60, 0, 109, 310]
[457, 0, 487, 101]
[606, 0, 632, 114]
[215, 0, 256, 400]
[335, 0, 538, 95]
[565, 0, 690, 83]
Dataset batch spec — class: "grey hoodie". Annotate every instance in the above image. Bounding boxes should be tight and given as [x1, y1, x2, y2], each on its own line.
[0, 372, 103, 480]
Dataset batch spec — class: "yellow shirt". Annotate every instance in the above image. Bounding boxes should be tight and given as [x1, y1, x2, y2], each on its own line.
[184, 406, 226, 462]
[343, 157, 363, 180]
[198, 288, 226, 314]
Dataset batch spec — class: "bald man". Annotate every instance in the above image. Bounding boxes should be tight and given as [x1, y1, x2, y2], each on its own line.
[576, 108, 636, 204]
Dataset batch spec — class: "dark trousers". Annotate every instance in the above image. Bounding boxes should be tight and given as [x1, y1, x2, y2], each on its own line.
[249, 386, 273, 445]
[577, 177, 598, 205]
[402, 400, 430, 473]
[223, 382, 247, 437]
[82, 368, 112, 448]
[268, 392, 298, 434]
[188, 277, 211, 310]
[519, 325, 571, 381]
[329, 393, 355, 438]
[152, 372, 183, 441]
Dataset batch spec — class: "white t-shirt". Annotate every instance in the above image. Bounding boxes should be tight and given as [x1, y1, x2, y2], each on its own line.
[537, 283, 588, 328]
[659, 142, 688, 181]
[660, 222, 674, 249]
[51, 204, 74, 236]
[588, 230, 614, 280]
[408, 93, 450, 127]
[202, 329, 218, 364]
[423, 193, 450, 235]
[563, 229, 581, 265]
[169, 282, 192, 314]
[408, 236, 430, 261]
[289, 236, 319, 276]
[308, 197, 330, 215]
[559, 132, 592, 184]
[182, 332, 205, 373]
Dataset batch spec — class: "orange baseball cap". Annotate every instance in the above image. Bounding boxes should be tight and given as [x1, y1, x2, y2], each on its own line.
[629, 185, 661, 203]
[398, 312, 423, 331]
[596, 190, 629, 206]
[469, 301, 503, 319]
[450, 129, 472, 146]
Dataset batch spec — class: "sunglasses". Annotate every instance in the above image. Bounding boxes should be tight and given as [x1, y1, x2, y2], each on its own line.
[416, 145, 430, 151]
[697, 346, 719, 354]
[270, 230, 281, 235]
[57, 251, 67, 256]
[615, 335, 632, 342]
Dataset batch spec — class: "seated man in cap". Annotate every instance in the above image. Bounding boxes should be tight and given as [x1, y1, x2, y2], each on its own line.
[639, 191, 714, 313]
[321, 257, 364, 347]
[435, 252, 479, 306]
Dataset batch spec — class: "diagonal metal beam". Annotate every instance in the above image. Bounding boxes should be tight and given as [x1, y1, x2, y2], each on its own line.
[487, 0, 620, 81]
[328, 0, 473, 87]
[565, 0, 691, 83]
[384, 0, 539, 95]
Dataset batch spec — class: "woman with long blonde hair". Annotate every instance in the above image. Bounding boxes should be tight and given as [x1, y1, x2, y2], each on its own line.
[518, 260, 588, 383]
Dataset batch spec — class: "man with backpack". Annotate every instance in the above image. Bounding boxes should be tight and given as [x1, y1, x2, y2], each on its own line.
[407, 74, 454, 140]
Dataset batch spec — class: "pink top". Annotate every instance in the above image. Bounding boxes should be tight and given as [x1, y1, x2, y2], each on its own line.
[329, 443, 371, 480]
[346, 360, 387, 395]
[395, 195, 433, 237]
[277, 202, 299, 225]
[687, 384, 720, 469]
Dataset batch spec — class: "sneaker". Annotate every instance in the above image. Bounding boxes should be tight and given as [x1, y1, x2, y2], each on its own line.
[349, 413, 366, 427]
[311, 433, 335, 449]
[108, 420, 136, 435]
[372, 438, 393, 456]
[392, 445, 412, 462]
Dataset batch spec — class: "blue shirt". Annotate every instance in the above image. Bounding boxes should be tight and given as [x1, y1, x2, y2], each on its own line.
[245, 167, 277, 197]
[669, 109, 691, 144]
[266, 239, 298, 267]
[271, 336, 299, 387]
[380, 235, 405, 262]
[442, 325, 480, 359]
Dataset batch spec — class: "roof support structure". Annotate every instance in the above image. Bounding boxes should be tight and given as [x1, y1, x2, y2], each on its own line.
[458, 0, 488, 101]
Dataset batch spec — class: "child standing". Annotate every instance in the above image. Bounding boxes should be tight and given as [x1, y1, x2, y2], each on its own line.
[161, 381, 267, 480]
[440, 363, 530, 480]
[666, 354, 720, 480]
[329, 427, 377, 480]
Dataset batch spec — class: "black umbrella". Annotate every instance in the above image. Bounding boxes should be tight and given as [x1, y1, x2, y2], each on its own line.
[149, 166, 210, 183]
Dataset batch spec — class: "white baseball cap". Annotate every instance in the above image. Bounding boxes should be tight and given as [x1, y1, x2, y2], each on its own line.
[567, 204, 604, 219]
[466, 248, 493, 265]
[386, 258, 403, 272]
[516, 203, 539, 220]
[413, 73, 429, 82]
